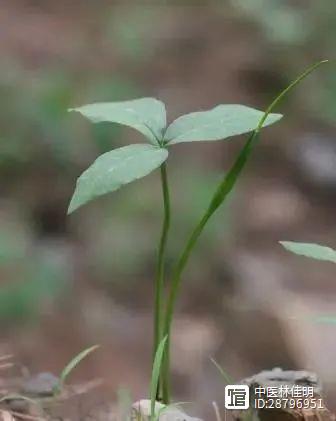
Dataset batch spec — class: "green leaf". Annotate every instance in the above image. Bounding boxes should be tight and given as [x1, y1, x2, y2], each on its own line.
[164, 104, 282, 145]
[68, 144, 168, 213]
[280, 241, 336, 264]
[150, 335, 167, 420]
[69, 98, 166, 144]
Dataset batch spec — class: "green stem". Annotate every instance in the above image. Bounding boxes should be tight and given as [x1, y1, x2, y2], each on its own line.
[161, 60, 328, 403]
[153, 161, 171, 399]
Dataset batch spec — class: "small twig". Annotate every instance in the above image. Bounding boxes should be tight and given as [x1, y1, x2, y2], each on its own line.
[0, 364, 14, 371]
[4, 411, 45, 421]
[50, 378, 103, 404]
[0, 356, 13, 362]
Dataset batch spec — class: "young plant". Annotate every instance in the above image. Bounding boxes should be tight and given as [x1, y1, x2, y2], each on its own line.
[54, 344, 99, 396]
[67, 60, 326, 404]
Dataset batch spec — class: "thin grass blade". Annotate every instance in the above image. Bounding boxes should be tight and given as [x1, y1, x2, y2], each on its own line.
[210, 358, 234, 385]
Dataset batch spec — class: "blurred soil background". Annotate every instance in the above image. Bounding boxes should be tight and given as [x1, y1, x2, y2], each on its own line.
[0, 0, 336, 419]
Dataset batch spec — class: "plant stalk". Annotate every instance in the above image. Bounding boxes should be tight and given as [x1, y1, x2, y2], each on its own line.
[160, 60, 328, 403]
[153, 161, 171, 400]
[161, 136, 253, 402]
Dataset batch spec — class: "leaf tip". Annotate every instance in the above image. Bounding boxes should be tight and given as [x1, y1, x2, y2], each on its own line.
[89, 344, 100, 352]
[67, 196, 80, 215]
[269, 112, 283, 125]
[319, 59, 329, 64]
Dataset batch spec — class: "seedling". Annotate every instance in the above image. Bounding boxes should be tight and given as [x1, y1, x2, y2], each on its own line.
[67, 60, 327, 404]
[54, 344, 99, 396]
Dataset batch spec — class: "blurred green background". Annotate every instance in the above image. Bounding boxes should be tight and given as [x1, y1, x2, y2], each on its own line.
[0, 1, 335, 418]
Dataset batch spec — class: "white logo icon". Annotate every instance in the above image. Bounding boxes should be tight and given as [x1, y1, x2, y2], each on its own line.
[225, 385, 249, 410]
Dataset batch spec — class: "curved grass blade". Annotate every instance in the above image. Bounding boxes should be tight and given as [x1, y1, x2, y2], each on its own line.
[56, 345, 99, 393]
[210, 358, 234, 385]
